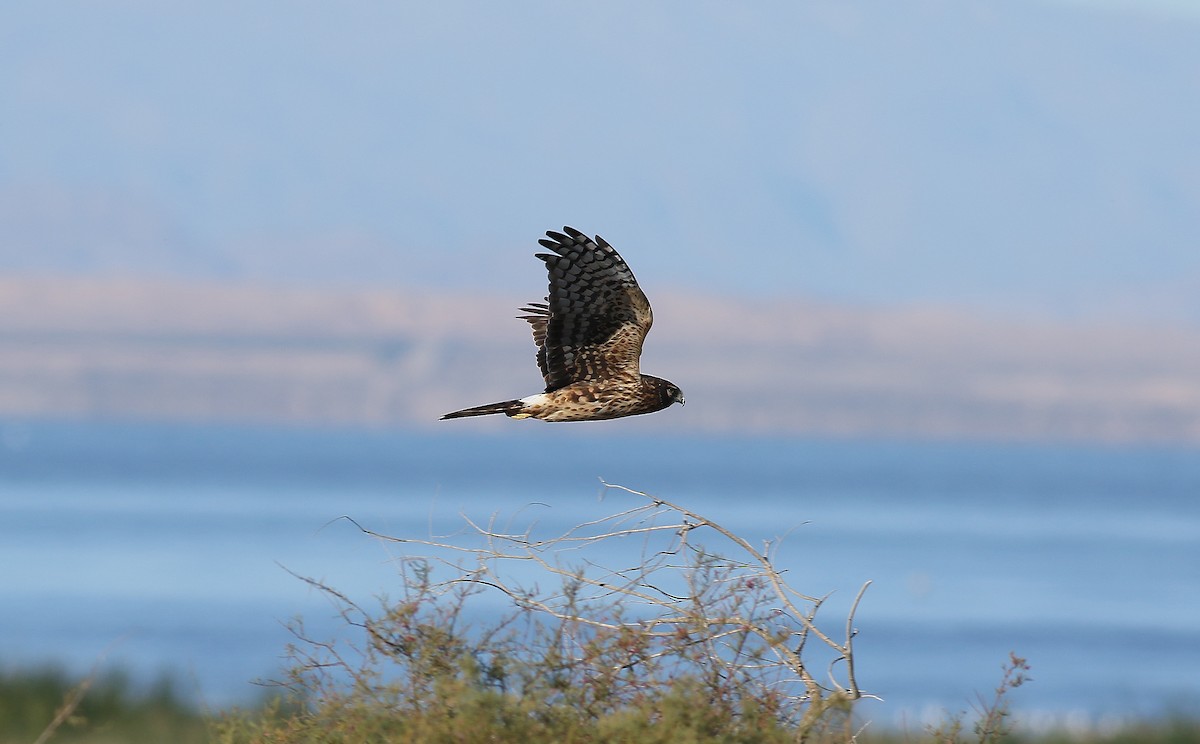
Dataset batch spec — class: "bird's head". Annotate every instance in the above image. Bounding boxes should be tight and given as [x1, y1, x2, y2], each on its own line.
[648, 377, 684, 410]
[666, 383, 685, 408]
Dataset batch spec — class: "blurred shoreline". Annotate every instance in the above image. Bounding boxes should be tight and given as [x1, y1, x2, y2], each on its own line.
[2, 274, 1198, 444]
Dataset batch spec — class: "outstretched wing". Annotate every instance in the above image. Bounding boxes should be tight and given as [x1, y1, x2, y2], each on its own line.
[520, 226, 653, 392]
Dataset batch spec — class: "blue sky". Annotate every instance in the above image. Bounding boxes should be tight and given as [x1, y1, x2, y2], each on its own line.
[1, 1, 1198, 323]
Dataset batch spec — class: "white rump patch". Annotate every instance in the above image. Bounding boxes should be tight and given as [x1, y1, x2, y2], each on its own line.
[519, 393, 549, 407]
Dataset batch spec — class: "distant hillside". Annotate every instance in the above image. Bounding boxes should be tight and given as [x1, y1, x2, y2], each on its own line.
[1, 276, 1198, 443]
[3, 3, 1200, 322]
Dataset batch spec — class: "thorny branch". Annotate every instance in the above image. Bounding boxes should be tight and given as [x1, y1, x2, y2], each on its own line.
[348, 481, 874, 723]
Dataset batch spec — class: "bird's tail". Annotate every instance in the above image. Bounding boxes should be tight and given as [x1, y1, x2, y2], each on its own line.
[440, 399, 526, 420]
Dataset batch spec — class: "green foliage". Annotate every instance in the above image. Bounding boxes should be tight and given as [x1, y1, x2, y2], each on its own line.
[1006, 718, 1200, 744]
[923, 653, 1032, 744]
[0, 664, 208, 744]
[10, 488, 1200, 743]
[214, 486, 872, 743]
[210, 488, 1199, 744]
[213, 560, 828, 743]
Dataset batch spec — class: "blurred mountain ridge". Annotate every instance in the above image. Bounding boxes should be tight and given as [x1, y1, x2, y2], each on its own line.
[2, 275, 1197, 444]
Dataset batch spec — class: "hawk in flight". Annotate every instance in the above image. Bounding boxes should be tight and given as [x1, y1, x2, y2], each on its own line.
[441, 226, 685, 422]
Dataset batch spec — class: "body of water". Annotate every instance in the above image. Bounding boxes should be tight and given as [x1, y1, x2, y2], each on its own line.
[1, 420, 1197, 728]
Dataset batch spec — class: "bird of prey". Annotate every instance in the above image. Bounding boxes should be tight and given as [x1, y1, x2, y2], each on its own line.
[441, 226, 685, 422]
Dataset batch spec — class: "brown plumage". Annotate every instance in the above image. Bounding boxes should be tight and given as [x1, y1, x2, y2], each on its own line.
[441, 226, 684, 422]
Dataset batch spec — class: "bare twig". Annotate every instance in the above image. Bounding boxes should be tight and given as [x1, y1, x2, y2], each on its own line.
[33, 639, 126, 744]
[316, 482, 873, 731]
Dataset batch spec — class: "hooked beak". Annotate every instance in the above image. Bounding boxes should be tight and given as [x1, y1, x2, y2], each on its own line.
[677, 394, 686, 407]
